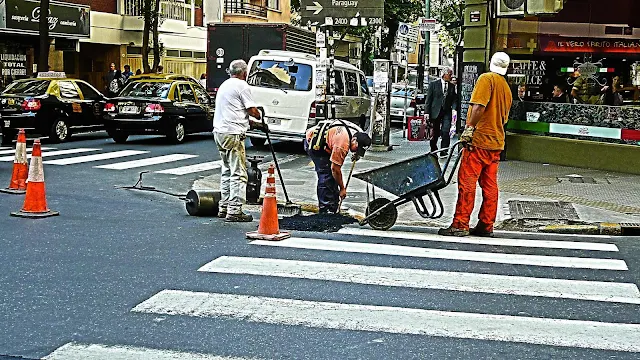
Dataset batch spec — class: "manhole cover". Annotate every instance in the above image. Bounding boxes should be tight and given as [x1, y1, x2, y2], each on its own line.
[508, 200, 579, 220]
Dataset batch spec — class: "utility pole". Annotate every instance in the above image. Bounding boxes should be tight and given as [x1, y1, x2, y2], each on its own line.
[416, 0, 430, 92]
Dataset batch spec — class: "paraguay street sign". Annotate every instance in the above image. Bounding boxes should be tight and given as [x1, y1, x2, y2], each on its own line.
[301, 0, 384, 27]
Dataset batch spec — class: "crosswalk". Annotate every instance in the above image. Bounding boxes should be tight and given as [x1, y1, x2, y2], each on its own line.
[44, 227, 640, 358]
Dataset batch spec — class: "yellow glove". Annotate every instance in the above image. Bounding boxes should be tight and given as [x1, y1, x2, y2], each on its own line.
[460, 126, 475, 144]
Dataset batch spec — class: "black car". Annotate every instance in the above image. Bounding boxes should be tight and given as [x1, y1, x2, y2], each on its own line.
[104, 79, 213, 143]
[0, 77, 107, 145]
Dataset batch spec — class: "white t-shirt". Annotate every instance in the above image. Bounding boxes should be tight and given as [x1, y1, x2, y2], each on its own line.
[213, 77, 257, 135]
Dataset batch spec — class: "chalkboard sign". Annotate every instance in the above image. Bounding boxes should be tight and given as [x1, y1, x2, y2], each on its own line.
[460, 62, 485, 124]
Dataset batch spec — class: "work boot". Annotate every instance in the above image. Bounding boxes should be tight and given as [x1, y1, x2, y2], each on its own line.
[217, 208, 227, 219]
[470, 224, 494, 237]
[438, 226, 469, 237]
[225, 212, 253, 222]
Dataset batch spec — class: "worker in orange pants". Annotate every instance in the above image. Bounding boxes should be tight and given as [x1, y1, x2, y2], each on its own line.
[439, 52, 513, 237]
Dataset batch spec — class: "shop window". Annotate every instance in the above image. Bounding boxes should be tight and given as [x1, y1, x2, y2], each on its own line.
[166, 50, 180, 57]
[268, 0, 280, 10]
[63, 52, 76, 75]
[127, 46, 142, 55]
[194, 52, 206, 59]
[80, 59, 93, 73]
[344, 71, 359, 97]
[59, 81, 80, 99]
[179, 84, 196, 103]
[180, 51, 193, 58]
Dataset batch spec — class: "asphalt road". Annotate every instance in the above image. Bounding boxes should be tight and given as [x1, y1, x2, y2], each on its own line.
[1, 131, 640, 359]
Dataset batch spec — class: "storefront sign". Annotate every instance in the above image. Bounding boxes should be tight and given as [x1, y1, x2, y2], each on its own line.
[509, 60, 547, 86]
[460, 62, 485, 123]
[0, 53, 27, 76]
[540, 36, 640, 54]
[0, 0, 90, 37]
[548, 123, 622, 140]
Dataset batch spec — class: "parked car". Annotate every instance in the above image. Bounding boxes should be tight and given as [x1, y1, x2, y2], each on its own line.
[0, 74, 107, 145]
[245, 50, 372, 146]
[390, 88, 417, 123]
[103, 78, 213, 144]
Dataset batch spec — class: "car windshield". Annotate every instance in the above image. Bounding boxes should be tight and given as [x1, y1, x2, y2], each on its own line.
[2, 80, 50, 96]
[119, 81, 171, 98]
[392, 90, 414, 97]
[248, 60, 313, 92]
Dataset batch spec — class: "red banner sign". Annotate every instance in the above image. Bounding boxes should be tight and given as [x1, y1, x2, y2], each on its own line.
[539, 36, 640, 54]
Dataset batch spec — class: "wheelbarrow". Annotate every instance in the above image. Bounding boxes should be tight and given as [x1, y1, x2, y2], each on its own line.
[354, 142, 463, 230]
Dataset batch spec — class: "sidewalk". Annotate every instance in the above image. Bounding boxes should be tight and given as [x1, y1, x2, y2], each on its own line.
[193, 131, 640, 233]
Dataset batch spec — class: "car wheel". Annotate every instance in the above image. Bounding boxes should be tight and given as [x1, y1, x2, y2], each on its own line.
[167, 121, 185, 144]
[50, 119, 71, 143]
[107, 129, 129, 144]
[1, 129, 16, 145]
[249, 137, 266, 147]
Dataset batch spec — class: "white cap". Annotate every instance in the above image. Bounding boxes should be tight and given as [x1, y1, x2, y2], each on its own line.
[489, 52, 510, 76]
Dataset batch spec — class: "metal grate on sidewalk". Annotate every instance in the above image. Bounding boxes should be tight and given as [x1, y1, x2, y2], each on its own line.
[508, 200, 580, 220]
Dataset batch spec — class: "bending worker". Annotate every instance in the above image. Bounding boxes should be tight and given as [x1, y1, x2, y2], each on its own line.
[304, 120, 371, 213]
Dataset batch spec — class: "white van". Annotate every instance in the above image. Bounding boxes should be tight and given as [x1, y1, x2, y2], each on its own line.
[245, 50, 371, 145]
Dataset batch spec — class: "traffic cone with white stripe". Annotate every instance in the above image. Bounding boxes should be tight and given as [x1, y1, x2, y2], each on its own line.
[0, 129, 28, 194]
[11, 139, 59, 218]
[246, 164, 290, 241]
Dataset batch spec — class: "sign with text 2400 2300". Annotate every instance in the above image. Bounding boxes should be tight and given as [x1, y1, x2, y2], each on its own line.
[301, 0, 383, 27]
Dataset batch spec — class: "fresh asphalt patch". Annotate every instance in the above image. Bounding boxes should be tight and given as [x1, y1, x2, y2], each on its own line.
[279, 213, 358, 232]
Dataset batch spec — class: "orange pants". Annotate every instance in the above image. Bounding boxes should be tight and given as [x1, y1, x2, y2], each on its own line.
[451, 147, 501, 232]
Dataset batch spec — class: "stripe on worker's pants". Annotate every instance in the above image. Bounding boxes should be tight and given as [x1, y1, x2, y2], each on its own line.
[250, 238, 629, 270]
[95, 154, 198, 170]
[156, 160, 223, 175]
[132, 290, 640, 352]
[44, 342, 253, 360]
[338, 228, 619, 252]
[43, 150, 148, 165]
[198, 256, 640, 304]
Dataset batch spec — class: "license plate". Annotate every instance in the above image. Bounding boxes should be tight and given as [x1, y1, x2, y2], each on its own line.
[266, 118, 281, 125]
[4, 120, 10, 127]
[120, 105, 139, 114]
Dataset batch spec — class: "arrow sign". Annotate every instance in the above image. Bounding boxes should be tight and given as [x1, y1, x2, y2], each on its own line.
[306, 1, 324, 15]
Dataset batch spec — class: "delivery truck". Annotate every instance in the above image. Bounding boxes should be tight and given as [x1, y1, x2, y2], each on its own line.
[206, 23, 315, 93]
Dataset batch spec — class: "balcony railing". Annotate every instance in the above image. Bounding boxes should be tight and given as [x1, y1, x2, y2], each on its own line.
[224, 1, 268, 18]
[125, 0, 192, 25]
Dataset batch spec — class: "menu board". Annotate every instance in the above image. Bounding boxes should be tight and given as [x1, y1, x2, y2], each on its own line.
[460, 62, 485, 124]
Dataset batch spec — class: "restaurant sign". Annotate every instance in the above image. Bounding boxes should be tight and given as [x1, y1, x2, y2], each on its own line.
[0, 0, 90, 37]
[540, 36, 640, 54]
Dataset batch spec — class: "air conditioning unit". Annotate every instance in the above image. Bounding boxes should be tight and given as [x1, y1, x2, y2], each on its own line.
[497, 0, 526, 17]
[527, 0, 564, 15]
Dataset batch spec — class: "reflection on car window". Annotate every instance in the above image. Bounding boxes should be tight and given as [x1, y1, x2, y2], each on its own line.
[76, 81, 101, 100]
[359, 74, 369, 96]
[59, 81, 80, 99]
[2, 80, 50, 96]
[333, 71, 345, 96]
[119, 82, 172, 98]
[392, 90, 414, 97]
[248, 60, 313, 92]
[179, 84, 196, 103]
[193, 85, 209, 104]
[345, 72, 359, 97]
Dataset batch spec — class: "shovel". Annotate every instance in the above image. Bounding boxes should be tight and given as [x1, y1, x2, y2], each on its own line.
[337, 159, 357, 213]
[258, 107, 302, 216]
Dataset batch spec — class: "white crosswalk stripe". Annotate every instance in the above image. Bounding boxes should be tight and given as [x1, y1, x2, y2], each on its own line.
[43, 150, 149, 165]
[94, 154, 198, 170]
[0, 147, 55, 157]
[0, 148, 99, 161]
[155, 160, 223, 175]
[45, 343, 252, 360]
[198, 256, 640, 304]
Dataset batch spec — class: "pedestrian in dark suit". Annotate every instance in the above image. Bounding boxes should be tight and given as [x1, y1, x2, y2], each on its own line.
[425, 67, 457, 155]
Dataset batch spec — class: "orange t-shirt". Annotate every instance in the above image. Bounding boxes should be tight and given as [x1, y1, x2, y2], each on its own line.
[306, 125, 351, 166]
[466, 72, 513, 150]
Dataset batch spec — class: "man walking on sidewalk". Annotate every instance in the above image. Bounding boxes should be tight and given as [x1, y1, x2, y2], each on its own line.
[425, 67, 457, 155]
[439, 52, 512, 237]
[304, 120, 371, 213]
[214, 59, 267, 222]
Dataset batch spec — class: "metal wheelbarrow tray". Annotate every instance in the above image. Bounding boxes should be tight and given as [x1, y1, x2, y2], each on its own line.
[354, 142, 463, 230]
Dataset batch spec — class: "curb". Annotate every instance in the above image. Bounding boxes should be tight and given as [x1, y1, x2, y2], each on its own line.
[539, 223, 623, 236]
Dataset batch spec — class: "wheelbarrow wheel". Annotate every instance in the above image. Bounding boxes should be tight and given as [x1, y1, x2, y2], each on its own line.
[366, 198, 398, 231]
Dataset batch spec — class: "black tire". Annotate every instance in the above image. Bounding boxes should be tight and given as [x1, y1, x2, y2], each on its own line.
[107, 129, 129, 144]
[249, 137, 266, 147]
[49, 119, 71, 143]
[166, 120, 186, 144]
[365, 198, 398, 231]
[1, 129, 16, 146]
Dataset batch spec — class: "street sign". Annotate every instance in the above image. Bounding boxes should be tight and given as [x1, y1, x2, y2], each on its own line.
[396, 22, 418, 43]
[316, 31, 326, 48]
[398, 23, 409, 35]
[301, 0, 384, 27]
[419, 18, 438, 32]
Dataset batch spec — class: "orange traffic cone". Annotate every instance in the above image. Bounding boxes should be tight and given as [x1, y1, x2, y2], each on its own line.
[11, 139, 59, 218]
[246, 164, 291, 241]
[0, 129, 28, 194]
